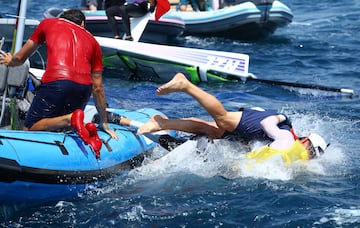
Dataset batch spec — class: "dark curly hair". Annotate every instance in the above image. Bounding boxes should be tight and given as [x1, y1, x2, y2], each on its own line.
[59, 9, 85, 26]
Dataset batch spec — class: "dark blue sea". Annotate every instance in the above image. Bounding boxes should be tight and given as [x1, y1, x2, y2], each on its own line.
[1, 0, 360, 227]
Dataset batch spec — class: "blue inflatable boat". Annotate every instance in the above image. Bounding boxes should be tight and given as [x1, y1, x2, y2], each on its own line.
[0, 65, 176, 206]
[0, 105, 175, 205]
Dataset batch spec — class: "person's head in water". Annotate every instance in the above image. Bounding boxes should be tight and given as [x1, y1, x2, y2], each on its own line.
[299, 133, 328, 159]
[60, 9, 86, 26]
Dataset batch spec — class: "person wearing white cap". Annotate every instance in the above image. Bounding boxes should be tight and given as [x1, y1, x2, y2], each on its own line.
[138, 73, 329, 163]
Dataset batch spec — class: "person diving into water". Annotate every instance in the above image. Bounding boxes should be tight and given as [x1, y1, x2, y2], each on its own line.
[137, 73, 329, 163]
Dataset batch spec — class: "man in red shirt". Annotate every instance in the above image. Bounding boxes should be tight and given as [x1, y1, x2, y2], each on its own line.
[0, 9, 117, 153]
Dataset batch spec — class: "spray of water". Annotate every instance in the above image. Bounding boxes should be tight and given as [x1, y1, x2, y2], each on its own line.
[128, 112, 348, 182]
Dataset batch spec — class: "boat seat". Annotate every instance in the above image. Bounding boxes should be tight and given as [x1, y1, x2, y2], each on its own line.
[0, 64, 30, 127]
[7, 64, 29, 97]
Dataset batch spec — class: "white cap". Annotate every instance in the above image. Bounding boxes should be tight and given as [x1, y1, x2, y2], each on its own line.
[308, 133, 328, 156]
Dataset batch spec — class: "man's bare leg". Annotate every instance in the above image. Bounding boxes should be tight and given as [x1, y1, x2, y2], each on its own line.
[28, 114, 72, 131]
[138, 114, 225, 138]
[156, 73, 241, 132]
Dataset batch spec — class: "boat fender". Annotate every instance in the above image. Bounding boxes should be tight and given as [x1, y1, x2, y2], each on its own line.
[71, 109, 90, 144]
[85, 122, 102, 159]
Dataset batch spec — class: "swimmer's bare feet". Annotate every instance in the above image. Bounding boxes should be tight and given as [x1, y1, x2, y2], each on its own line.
[138, 114, 166, 134]
[156, 73, 190, 95]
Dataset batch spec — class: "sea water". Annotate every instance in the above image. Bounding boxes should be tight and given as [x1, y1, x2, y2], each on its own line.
[1, 0, 359, 227]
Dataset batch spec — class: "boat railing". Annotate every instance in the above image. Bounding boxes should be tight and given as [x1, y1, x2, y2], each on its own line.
[0, 37, 4, 50]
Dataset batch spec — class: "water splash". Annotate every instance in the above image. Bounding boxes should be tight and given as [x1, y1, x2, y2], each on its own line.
[127, 110, 349, 184]
[317, 206, 360, 226]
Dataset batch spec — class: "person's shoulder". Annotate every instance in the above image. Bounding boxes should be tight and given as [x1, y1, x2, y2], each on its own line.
[39, 17, 58, 25]
[36, 18, 60, 30]
[44, 17, 62, 22]
[80, 29, 100, 47]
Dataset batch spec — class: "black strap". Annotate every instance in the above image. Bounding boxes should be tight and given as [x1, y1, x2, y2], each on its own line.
[0, 134, 69, 155]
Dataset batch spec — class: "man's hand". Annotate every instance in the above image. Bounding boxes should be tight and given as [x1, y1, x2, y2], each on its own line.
[100, 122, 119, 140]
[0, 50, 13, 65]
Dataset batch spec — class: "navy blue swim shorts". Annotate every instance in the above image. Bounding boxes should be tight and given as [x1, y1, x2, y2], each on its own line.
[24, 80, 92, 129]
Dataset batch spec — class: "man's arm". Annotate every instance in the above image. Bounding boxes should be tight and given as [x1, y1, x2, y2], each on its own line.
[260, 115, 294, 150]
[91, 71, 118, 139]
[0, 40, 38, 66]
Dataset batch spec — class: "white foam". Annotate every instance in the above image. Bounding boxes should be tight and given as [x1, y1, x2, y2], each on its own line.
[128, 112, 348, 182]
[317, 207, 360, 226]
[129, 138, 330, 181]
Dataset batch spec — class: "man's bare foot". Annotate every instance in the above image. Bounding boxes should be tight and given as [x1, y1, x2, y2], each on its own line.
[138, 115, 166, 134]
[156, 73, 190, 95]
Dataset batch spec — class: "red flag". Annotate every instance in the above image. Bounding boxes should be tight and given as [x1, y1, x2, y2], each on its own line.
[155, 0, 170, 22]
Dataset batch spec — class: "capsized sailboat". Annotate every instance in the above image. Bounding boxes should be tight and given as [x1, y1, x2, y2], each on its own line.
[96, 36, 250, 83]
[96, 37, 354, 95]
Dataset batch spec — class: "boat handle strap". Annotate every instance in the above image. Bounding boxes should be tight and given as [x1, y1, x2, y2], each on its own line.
[0, 135, 69, 155]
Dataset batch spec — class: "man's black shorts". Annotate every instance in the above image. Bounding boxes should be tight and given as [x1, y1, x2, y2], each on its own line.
[25, 80, 92, 129]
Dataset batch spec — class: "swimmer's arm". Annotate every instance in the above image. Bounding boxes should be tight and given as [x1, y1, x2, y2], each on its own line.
[260, 115, 294, 150]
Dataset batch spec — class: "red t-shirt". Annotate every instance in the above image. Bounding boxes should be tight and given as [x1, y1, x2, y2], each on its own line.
[30, 18, 103, 84]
